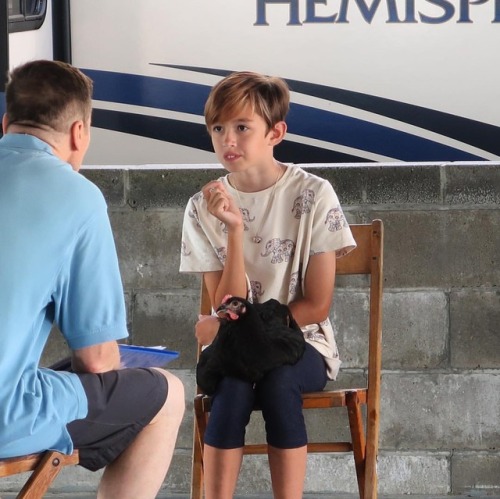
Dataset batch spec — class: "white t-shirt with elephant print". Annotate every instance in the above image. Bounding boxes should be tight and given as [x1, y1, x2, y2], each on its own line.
[180, 164, 356, 379]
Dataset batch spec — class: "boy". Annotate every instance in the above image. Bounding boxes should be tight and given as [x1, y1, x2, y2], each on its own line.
[180, 71, 355, 498]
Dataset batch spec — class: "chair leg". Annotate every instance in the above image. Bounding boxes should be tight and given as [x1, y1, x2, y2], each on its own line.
[363, 455, 378, 499]
[191, 395, 207, 499]
[191, 421, 204, 499]
[16, 451, 70, 499]
[346, 391, 367, 499]
[363, 405, 380, 499]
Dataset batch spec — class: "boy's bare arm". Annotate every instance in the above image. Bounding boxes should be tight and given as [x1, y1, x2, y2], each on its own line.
[202, 182, 247, 306]
[288, 251, 336, 327]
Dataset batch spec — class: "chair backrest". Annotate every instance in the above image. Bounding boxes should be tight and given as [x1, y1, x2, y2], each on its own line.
[337, 221, 384, 387]
[339, 220, 384, 485]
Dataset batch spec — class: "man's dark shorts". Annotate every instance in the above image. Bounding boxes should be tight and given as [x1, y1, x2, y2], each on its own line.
[67, 368, 168, 471]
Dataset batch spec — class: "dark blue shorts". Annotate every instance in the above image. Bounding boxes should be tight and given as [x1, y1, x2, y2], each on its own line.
[204, 343, 328, 449]
[67, 368, 168, 471]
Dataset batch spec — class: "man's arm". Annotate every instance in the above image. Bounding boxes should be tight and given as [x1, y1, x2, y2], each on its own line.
[71, 340, 121, 373]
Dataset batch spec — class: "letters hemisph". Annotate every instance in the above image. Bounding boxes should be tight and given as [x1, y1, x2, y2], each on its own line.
[254, 0, 500, 25]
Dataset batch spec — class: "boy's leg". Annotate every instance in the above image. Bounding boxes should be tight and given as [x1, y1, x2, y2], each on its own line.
[267, 445, 307, 499]
[98, 369, 185, 499]
[203, 445, 244, 499]
[203, 377, 255, 499]
[257, 345, 328, 499]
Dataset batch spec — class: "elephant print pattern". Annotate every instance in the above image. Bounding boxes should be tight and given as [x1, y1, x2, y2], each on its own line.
[261, 238, 295, 264]
[325, 206, 348, 232]
[292, 189, 315, 219]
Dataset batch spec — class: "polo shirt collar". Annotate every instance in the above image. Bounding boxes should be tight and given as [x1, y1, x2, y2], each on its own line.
[0, 133, 54, 155]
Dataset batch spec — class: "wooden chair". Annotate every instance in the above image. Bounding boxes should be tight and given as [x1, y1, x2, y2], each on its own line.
[191, 219, 384, 499]
[0, 450, 79, 498]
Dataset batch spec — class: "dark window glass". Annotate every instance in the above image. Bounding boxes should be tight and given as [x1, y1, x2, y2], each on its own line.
[8, 0, 22, 16]
[8, 0, 47, 32]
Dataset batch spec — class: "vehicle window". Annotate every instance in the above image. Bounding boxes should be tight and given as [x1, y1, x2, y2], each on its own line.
[8, 0, 47, 33]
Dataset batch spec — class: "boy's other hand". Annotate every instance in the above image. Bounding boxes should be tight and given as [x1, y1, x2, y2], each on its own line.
[195, 314, 220, 346]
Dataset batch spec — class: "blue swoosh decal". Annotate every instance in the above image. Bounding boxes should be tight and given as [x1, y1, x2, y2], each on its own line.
[159, 64, 500, 157]
[82, 68, 489, 162]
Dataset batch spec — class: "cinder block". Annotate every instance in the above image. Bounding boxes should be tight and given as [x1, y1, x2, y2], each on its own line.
[450, 289, 500, 369]
[445, 163, 500, 206]
[362, 164, 441, 205]
[109, 209, 197, 290]
[332, 290, 370, 368]
[80, 168, 126, 207]
[377, 452, 450, 495]
[380, 372, 500, 450]
[303, 165, 367, 205]
[304, 453, 358, 493]
[369, 210, 500, 289]
[303, 164, 442, 206]
[127, 168, 223, 209]
[381, 291, 448, 369]
[303, 406, 352, 444]
[132, 291, 199, 369]
[333, 290, 448, 369]
[452, 451, 500, 494]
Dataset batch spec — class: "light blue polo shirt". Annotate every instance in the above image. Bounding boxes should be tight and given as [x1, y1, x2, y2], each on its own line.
[0, 134, 128, 457]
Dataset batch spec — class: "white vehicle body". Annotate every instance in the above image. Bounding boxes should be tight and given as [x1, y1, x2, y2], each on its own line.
[3, 0, 500, 164]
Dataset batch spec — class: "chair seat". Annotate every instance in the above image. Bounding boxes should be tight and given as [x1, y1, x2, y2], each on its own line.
[0, 450, 79, 499]
[302, 388, 367, 408]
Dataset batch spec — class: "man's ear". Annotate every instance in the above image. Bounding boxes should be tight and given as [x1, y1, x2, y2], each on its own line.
[268, 121, 287, 146]
[69, 120, 85, 151]
[2, 114, 9, 134]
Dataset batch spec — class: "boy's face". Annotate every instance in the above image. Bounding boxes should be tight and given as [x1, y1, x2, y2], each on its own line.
[209, 106, 282, 172]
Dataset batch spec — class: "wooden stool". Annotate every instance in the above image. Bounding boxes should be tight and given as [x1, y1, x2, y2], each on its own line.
[0, 450, 79, 499]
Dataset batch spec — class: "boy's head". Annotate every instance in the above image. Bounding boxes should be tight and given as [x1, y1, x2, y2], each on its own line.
[204, 71, 290, 133]
[5, 60, 93, 134]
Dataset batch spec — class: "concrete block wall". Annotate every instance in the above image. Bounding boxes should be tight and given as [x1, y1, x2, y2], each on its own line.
[35, 162, 499, 496]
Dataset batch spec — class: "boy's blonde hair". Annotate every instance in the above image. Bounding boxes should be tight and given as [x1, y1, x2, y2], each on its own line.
[204, 71, 290, 133]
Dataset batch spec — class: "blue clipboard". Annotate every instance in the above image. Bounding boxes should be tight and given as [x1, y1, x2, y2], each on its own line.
[119, 344, 180, 368]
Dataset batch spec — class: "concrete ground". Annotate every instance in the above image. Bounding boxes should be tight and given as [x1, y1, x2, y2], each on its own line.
[2, 495, 500, 498]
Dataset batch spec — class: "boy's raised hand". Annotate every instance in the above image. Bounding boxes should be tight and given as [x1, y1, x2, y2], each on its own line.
[202, 181, 243, 231]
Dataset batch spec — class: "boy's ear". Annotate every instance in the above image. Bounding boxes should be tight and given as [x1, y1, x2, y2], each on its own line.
[268, 121, 287, 145]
